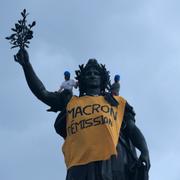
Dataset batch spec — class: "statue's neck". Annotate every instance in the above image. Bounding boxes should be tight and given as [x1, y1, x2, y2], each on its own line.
[85, 88, 101, 96]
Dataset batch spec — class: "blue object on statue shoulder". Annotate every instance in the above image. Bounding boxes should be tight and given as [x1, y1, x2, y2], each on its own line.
[114, 75, 120, 81]
[64, 71, 70, 77]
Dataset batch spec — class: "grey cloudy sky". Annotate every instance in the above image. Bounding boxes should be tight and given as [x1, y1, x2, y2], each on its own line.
[1, 0, 180, 180]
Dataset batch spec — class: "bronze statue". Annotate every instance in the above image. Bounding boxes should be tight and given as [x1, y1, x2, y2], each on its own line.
[14, 48, 150, 180]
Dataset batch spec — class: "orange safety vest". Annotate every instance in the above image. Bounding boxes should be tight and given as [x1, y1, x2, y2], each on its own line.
[62, 95, 126, 169]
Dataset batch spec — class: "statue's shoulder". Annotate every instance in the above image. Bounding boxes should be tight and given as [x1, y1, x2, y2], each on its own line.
[66, 95, 79, 107]
[125, 102, 136, 116]
[114, 95, 126, 105]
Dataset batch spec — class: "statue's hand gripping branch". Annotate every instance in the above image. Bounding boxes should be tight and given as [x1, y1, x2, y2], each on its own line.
[14, 48, 29, 65]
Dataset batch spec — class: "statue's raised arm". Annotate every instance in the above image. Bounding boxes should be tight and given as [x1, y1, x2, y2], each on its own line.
[14, 48, 71, 112]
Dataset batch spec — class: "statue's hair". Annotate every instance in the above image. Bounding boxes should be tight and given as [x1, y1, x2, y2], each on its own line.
[75, 59, 111, 96]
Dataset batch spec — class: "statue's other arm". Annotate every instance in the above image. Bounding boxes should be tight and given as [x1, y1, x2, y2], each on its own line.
[123, 103, 151, 170]
[14, 49, 67, 110]
[54, 109, 67, 138]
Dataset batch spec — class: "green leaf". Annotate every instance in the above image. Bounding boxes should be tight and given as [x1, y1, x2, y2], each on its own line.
[25, 44, 29, 48]
[11, 45, 19, 49]
[15, 23, 20, 29]
[31, 21, 36, 27]
[5, 36, 11, 40]
[21, 12, 25, 17]
[10, 34, 16, 38]
[11, 28, 17, 32]
[23, 9, 26, 15]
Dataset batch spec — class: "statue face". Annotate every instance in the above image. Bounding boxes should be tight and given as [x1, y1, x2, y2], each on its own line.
[83, 67, 101, 89]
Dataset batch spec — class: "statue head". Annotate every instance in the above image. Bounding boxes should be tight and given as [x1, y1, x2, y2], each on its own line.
[75, 59, 111, 96]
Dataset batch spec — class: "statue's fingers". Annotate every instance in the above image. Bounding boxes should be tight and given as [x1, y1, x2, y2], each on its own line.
[16, 51, 22, 60]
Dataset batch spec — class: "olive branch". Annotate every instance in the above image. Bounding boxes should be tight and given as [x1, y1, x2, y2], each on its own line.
[5, 9, 36, 49]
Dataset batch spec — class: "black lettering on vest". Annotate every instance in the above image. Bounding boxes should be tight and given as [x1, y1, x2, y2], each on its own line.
[67, 126, 72, 136]
[108, 118, 113, 127]
[92, 104, 100, 114]
[101, 116, 112, 127]
[83, 105, 92, 115]
[80, 119, 86, 129]
[75, 106, 83, 118]
[93, 115, 103, 126]
[71, 120, 78, 135]
[102, 116, 108, 124]
[85, 118, 93, 128]
[75, 120, 85, 131]
[67, 107, 75, 119]
[110, 107, 117, 120]
[101, 105, 110, 113]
